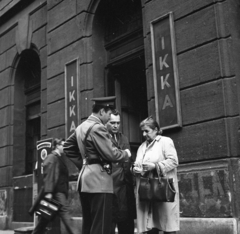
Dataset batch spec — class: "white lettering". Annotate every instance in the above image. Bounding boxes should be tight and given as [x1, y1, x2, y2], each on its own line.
[69, 105, 76, 117]
[161, 74, 171, 90]
[159, 54, 169, 70]
[70, 121, 76, 132]
[71, 76, 74, 86]
[69, 90, 75, 102]
[162, 95, 173, 110]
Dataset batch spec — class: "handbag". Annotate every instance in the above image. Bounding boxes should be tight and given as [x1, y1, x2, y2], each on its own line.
[29, 187, 62, 220]
[138, 163, 176, 202]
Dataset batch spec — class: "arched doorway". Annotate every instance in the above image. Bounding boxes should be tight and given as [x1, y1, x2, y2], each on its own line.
[12, 48, 41, 223]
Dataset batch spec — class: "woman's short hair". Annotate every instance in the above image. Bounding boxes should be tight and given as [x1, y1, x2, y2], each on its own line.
[53, 138, 65, 149]
[139, 116, 162, 135]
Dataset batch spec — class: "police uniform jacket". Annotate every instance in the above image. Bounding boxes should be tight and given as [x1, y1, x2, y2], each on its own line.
[43, 151, 69, 197]
[64, 114, 129, 193]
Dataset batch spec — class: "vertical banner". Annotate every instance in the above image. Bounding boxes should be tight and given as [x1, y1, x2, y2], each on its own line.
[65, 59, 79, 138]
[151, 12, 182, 130]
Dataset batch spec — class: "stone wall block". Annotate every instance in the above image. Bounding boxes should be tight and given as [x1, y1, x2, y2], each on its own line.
[0, 126, 13, 148]
[0, 106, 12, 128]
[0, 166, 12, 187]
[0, 68, 11, 90]
[41, 89, 47, 113]
[48, 13, 85, 55]
[48, 0, 76, 32]
[32, 26, 46, 50]
[79, 63, 93, 91]
[47, 0, 63, 10]
[41, 112, 47, 137]
[167, 118, 237, 162]
[218, 38, 235, 78]
[146, 66, 154, 100]
[175, 5, 217, 53]
[214, 1, 230, 39]
[144, 33, 152, 69]
[6, 46, 17, 69]
[47, 40, 81, 78]
[178, 41, 221, 89]
[80, 90, 93, 120]
[80, 37, 93, 65]
[0, 87, 11, 109]
[77, 0, 92, 14]
[0, 46, 17, 72]
[47, 100, 65, 128]
[41, 67, 47, 90]
[0, 146, 13, 167]
[148, 98, 155, 118]
[47, 74, 64, 103]
[143, 0, 223, 35]
[40, 46, 47, 68]
[30, 4, 47, 31]
[181, 80, 225, 125]
[0, 26, 16, 54]
[47, 125, 65, 139]
[223, 77, 238, 117]
[225, 117, 240, 157]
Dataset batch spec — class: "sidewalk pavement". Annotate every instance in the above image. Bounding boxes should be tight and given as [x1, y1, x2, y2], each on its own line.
[0, 231, 14, 234]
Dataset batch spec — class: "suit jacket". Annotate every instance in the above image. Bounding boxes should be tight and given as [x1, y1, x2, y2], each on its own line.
[111, 132, 136, 222]
[64, 114, 129, 193]
[43, 151, 69, 197]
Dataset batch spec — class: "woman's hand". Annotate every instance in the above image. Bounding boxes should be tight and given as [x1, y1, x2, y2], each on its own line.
[133, 166, 143, 173]
[142, 162, 155, 172]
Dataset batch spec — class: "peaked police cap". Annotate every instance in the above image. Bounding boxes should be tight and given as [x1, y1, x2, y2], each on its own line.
[91, 96, 116, 108]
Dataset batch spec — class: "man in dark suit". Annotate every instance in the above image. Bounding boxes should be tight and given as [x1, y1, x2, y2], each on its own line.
[32, 138, 75, 234]
[63, 96, 131, 234]
[106, 109, 136, 234]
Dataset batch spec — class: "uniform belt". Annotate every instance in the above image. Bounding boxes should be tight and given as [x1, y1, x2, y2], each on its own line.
[86, 158, 102, 165]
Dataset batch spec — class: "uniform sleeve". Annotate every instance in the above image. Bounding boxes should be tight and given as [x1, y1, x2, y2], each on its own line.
[91, 125, 129, 163]
[43, 155, 59, 193]
[157, 137, 178, 176]
[63, 132, 83, 170]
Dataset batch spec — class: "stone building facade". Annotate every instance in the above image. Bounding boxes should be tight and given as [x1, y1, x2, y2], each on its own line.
[0, 0, 240, 233]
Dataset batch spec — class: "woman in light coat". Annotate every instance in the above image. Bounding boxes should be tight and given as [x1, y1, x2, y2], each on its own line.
[132, 117, 180, 234]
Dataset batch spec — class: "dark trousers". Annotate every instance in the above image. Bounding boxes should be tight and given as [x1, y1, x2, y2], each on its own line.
[111, 218, 135, 234]
[32, 193, 75, 234]
[80, 192, 113, 234]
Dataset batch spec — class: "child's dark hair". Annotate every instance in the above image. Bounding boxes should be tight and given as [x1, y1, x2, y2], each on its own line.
[53, 138, 65, 149]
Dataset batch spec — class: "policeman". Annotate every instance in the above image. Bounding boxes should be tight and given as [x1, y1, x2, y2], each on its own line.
[64, 96, 131, 234]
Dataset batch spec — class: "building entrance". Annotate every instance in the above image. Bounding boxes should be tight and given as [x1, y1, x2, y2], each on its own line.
[107, 55, 148, 159]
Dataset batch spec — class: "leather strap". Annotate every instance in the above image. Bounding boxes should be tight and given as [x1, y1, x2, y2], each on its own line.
[84, 123, 98, 159]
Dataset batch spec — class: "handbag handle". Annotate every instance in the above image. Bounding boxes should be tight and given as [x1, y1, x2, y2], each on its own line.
[155, 163, 164, 185]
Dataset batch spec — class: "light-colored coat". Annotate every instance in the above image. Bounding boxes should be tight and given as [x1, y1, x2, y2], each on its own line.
[134, 135, 180, 233]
